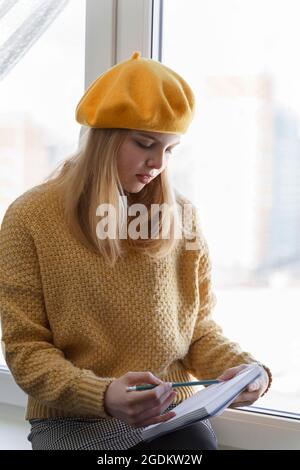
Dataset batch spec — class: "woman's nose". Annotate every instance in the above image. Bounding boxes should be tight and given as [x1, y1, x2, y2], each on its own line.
[146, 151, 165, 170]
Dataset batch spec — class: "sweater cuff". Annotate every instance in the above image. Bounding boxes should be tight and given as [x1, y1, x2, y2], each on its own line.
[76, 370, 116, 418]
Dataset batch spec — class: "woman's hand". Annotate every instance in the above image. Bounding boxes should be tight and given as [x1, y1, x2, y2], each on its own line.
[104, 371, 177, 428]
[217, 363, 269, 408]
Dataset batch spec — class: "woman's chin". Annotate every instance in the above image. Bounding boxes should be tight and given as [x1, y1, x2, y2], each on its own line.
[124, 183, 145, 194]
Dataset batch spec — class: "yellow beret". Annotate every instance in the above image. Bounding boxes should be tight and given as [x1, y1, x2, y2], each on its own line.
[75, 51, 195, 134]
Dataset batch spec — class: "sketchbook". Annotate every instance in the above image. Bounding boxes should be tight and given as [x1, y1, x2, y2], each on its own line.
[141, 363, 262, 442]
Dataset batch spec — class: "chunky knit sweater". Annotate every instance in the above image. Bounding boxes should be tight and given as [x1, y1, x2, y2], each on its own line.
[0, 181, 266, 421]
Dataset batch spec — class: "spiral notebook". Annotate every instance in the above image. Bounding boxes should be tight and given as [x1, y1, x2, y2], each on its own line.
[141, 363, 262, 442]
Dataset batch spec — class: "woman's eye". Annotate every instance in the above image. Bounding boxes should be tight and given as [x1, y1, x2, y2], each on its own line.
[135, 141, 152, 149]
[135, 141, 172, 153]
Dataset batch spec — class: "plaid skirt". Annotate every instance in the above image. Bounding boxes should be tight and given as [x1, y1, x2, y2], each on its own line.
[27, 403, 217, 450]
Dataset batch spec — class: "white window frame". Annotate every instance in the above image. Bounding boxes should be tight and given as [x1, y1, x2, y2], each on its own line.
[0, 366, 27, 408]
[1, 0, 299, 449]
[211, 409, 300, 450]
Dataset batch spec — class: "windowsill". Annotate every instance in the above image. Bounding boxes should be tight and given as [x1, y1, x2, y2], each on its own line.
[0, 403, 31, 450]
[210, 407, 300, 450]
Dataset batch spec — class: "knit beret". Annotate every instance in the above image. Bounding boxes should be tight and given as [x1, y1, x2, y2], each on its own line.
[75, 51, 195, 134]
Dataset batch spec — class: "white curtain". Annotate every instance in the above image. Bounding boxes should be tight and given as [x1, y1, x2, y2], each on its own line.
[0, 0, 69, 81]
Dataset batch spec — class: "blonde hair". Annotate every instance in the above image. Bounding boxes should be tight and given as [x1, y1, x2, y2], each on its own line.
[44, 128, 189, 267]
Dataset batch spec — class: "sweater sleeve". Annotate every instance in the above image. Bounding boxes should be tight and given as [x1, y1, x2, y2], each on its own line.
[0, 201, 115, 418]
[181, 237, 272, 392]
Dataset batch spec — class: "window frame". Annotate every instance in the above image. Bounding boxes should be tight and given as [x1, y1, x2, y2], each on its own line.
[1, 0, 299, 449]
[211, 408, 300, 450]
[0, 366, 27, 407]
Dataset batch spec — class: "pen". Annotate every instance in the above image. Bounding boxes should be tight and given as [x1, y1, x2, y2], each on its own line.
[126, 379, 220, 392]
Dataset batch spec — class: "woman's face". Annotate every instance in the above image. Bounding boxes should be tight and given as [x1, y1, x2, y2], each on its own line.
[117, 130, 181, 193]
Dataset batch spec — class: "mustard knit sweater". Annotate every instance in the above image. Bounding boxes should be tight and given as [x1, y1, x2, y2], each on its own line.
[0, 181, 264, 421]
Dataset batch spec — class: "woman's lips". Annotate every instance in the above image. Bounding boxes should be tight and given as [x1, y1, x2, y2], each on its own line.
[136, 174, 152, 184]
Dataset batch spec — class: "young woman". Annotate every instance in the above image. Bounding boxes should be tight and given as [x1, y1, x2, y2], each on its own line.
[0, 52, 271, 450]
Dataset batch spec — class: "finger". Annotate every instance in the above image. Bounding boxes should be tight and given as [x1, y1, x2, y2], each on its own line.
[130, 381, 172, 406]
[134, 389, 177, 427]
[134, 389, 176, 418]
[231, 390, 260, 404]
[247, 380, 260, 392]
[218, 363, 250, 381]
[126, 371, 163, 386]
[158, 390, 177, 413]
[218, 366, 241, 381]
[160, 389, 177, 412]
[135, 393, 177, 428]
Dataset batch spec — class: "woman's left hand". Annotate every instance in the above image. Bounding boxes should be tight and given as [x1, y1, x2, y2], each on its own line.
[217, 363, 269, 408]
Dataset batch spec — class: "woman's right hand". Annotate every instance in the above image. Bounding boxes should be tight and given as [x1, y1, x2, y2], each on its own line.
[104, 371, 177, 428]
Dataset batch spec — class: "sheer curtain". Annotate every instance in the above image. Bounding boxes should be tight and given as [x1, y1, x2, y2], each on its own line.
[0, 0, 69, 81]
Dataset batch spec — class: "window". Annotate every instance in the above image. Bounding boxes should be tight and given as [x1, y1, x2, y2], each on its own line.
[163, 0, 300, 416]
[0, 0, 299, 450]
[0, 0, 86, 367]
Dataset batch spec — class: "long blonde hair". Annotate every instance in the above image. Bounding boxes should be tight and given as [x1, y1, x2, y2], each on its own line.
[44, 127, 189, 267]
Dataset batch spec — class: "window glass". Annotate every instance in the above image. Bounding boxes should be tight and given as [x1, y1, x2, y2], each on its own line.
[0, 0, 86, 367]
[163, 0, 300, 415]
